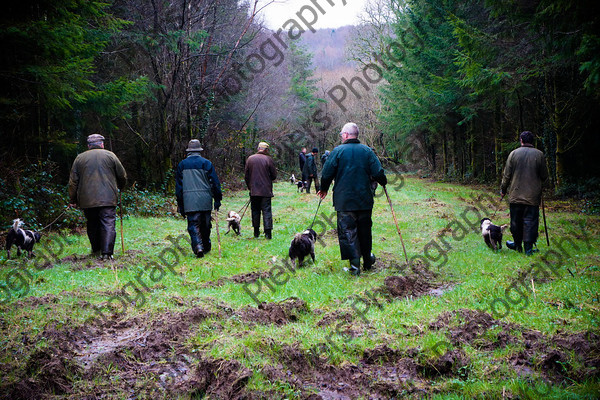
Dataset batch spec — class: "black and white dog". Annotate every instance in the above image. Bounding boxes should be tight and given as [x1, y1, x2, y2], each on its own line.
[5, 219, 41, 258]
[480, 218, 508, 251]
[289, 229, 317, 267]
[225, 211, 241, 235]
[290, 174, 306, 192]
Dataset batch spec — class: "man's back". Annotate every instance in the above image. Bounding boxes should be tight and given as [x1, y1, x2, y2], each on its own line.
[245, 152, 277, 197]
[176, 154, 221, 213]
[502, 145, 548, 206]
[321, 140, 385, 211]
[69, 148, 126, 208]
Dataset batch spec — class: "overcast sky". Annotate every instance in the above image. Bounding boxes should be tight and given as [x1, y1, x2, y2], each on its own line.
[257, 0, 368, 30]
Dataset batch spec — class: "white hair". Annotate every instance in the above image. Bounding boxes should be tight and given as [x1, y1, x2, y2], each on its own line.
[341, 122, 359, 137]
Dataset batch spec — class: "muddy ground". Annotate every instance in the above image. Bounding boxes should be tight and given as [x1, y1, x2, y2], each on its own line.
[2, 287, 598, 400]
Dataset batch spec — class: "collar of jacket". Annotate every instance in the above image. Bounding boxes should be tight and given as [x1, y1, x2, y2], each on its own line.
[343, 138, 360, 144]
[521, 143, 534, 148]
[187, 152, 202, 157]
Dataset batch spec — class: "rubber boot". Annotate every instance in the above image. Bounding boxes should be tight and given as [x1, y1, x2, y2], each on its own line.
[506, 241, 523, 253]
[194, 243, 204, 258]
[254, 226, 260, 238]
[363, 253, 376, 271]
[524, 242, 538, 256]
[349, 258, 361, 276]
[264, 229, 272, 240]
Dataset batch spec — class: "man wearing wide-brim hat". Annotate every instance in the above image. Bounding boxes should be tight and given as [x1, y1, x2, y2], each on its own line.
[69, 134, 127, 260]
[244, 141, 277, 239]
[175, 139, 222, 257]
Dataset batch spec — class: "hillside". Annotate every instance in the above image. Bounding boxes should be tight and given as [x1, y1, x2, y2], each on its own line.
[300, 25, 356, 72]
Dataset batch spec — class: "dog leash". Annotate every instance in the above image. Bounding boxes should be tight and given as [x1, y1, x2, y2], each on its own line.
[308, 197, 323, 230]
[492, 193, 505, 219]
[38, 207, 71, 232]
[238, 199, 251, 223]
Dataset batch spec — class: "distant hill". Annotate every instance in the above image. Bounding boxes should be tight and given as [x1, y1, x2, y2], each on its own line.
[299, 25, 356, 72]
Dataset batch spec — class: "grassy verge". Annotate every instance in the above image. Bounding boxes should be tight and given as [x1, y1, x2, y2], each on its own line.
[1, 175, 599, 399]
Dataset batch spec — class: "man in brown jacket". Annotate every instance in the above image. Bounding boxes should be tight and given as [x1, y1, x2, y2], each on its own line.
[245, 141, 277, 239]
[69, 134, 127, 259]
[501, 131, 549, 255]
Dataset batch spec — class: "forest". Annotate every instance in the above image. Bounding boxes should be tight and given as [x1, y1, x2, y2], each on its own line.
[1, 1, 600, 399]
[2, 0, 600, 224]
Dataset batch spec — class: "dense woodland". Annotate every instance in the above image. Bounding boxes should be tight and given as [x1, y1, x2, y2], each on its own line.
[1, 0, 599, 226]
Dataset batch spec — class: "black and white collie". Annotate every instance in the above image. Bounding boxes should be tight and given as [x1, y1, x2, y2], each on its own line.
[480, 218, 508, 251]
[225, 211, 241, 235]
[5, 219, 41, 258]
[290, 174, 306, 192]
[288, 229, 317, 267]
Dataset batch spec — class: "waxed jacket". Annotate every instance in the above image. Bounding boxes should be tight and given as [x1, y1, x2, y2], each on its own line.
[501, 144, 549, 206]
[175, 153, 222, 214]
[320, 139, 387, 211]
[303, 154, 318, 177]
[69, 148, 127, 209]
[245, 150, 277, 197]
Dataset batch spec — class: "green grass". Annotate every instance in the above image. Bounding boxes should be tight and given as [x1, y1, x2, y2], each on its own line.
[1, 175, 599, 399]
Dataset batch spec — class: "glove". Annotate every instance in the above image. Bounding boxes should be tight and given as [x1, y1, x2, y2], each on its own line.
[214, 200, 221, 211]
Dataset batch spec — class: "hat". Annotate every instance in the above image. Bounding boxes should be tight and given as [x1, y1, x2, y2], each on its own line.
[185, 139, 204, 152]
[87, 134, 105, 144]
[312, 147, 319, 153]
[258, 141, 270, 149]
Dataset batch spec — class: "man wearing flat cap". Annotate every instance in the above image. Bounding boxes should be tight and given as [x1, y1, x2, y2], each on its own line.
[69, 134, 127, 260]
[176, 139, 222, 258]
[302, 147, 320, 194]
[245, 141, 277, 239]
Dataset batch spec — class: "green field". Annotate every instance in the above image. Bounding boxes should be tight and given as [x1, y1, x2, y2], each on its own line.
[1, 176, 599, 399]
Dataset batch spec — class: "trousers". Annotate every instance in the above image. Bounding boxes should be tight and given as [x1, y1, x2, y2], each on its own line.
[250, 196, 272, 230]
[336, 210, 373, 261]
[509, 203, 539, 245]
[187, 211, 212, 253]
[84, 207, 117, 255]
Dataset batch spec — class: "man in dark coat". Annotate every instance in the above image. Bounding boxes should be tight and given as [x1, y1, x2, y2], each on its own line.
[321, 150, 330, 166]
[175, 139, 222, 258]
[245, 141, 277, 239]
[299, 147, 307, 181]
[318, 123, 387, 276]
[69, 134, 127, 260]
[501, 131, 549, 255]
[302, 147, 319, 194]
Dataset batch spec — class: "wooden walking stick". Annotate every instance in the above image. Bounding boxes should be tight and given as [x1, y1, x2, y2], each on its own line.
[214, 209, 222, 257]
[541, 193, 550, 246]
[383, 186, 409, 264]
[119, 191, 125, 254]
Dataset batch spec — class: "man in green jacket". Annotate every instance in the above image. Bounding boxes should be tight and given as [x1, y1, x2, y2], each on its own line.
[501, 131, 549, 255]
[176, 139, 222, 258]
[69, 134, 127, 260]
[318, 123, 387, 276]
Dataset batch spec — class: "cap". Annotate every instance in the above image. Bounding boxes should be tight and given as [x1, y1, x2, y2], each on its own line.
[185, 139, 204, 152]
[87, 134, 105, 144]
[312, 147, 319, 153]
[258, 141, 270, 148]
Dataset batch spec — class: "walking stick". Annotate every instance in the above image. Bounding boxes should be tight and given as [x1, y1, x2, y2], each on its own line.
[214, 209, 222, 257]
[541, 193, 550, 246]
[383, 185, 409, 264]
[119, 191, 125, 254]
